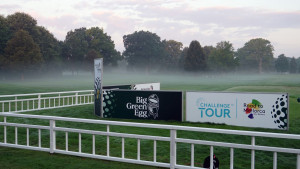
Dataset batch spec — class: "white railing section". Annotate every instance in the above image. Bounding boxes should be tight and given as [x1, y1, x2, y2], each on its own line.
[0, 113, 300, 169]
[0, 90, 94, 113]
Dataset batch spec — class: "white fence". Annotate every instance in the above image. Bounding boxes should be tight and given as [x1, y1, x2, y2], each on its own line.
[0, 113, 300, 169]
[0, 90, 94, 113]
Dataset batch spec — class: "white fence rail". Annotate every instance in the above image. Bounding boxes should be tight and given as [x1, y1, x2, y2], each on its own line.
[0, 113, 300, 169]
[0, 90, 94, 113]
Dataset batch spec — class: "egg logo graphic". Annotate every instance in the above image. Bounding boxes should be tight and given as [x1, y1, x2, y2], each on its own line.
[271, 95, 288, 129]
[148, 94, 159, 119]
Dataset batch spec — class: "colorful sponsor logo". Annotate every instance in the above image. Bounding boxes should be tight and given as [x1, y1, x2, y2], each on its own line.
[243, 99, 265, 119]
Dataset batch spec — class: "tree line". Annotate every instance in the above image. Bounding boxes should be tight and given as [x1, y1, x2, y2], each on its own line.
[0, 12, 299, 79]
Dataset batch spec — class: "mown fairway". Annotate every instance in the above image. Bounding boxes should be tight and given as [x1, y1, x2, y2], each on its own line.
[0, 72, 300, 169]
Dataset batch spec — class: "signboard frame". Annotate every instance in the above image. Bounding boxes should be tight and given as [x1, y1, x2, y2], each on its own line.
[186, 91, 289, 130]
[94, 58, 103, 117]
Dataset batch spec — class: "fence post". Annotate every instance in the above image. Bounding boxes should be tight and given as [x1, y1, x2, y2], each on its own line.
[170, 129, 177, 169]
[107, 125, 110, 157]
[75, 92, 78, 105]
[15, 96, 17, 112]
[50, 120, 56, 154]
[251, 136, 255, 169]
[230, 148, 234, 169]
[297, 154, 300, 169]
[210, 146, 214, 169]
[38, 94, 41, 110]
[59, 94, 61, 107]
[273, 152, 277, 169]
[4, 116, 6, 143]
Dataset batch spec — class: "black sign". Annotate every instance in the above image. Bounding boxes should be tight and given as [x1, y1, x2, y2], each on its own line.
[102, 90, 182, 121]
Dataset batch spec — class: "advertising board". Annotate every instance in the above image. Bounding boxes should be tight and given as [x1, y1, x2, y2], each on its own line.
[103, 85, 131, 90]
[102, 90, 182, 121]
[94, 58, 103, 117]
[103, 83, 160, 90]
[132, 83, 160, 90]
[186, 92, 288, 130]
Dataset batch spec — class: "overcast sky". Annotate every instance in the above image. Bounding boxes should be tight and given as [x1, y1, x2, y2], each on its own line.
[1, 0, 300, 58]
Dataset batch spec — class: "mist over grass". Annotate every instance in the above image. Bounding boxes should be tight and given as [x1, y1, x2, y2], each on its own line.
[1, 69, 300, 97]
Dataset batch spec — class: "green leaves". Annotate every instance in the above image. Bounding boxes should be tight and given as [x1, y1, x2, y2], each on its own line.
[5, 29, 43, 74]
[236, 38, 274, 73]
[64, 27, 121, 71]
[184, 40, 207, 71]
[208, 41, 238, 72]
[123, 31, 164, 71]
[275, 54, 289, 73]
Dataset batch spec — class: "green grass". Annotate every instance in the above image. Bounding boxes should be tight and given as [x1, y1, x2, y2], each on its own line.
[1, 72, 300, 169]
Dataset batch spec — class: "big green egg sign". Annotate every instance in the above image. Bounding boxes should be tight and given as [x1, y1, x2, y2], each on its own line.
[102, 90, 182, 121]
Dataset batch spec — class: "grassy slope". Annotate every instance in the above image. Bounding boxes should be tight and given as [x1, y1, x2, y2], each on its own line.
[0, 72, 300, 169]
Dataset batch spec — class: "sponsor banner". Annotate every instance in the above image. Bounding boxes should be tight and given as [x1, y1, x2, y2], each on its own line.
[103, 90, 182, 121]
[103, 85, 131, 90]
[186, 92, 288, 130]
[103, 83, 160, 90]
[132, 83, 160, 90]
[94, 58, 103, 117]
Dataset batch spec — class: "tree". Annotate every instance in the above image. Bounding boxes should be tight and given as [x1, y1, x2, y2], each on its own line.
[289, 57, 297, 74]
[297, 57, 300, 73]
[178, 47, 188, 70]
[32, 26, 63, 73]
[0, 15, 11, 77]
[0, 54, 8, 76]
[123, 30, 164, 71]
[0, 15, 11, 55]
[85, 49, 102, 71]
[184, 40, 207, 71]
[275, 54, 289, 73]
[64, 27, 121, 73]
[85, 27, 121, 66]
[5, 12, 64, 75]
[161, 40, 183, 70]
[6, 12, 37, 35]
[208, 41, 238, 72]
[236, 38, 274, 73]
[64, 28, 89, 73]
[203, 46, 214, 60]
[4, 29, 43, 79]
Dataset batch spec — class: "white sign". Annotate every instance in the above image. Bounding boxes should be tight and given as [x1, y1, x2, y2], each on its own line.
[94, 58, 103, 117]
[132, 83, 160, 90]
[186, 92, 288, 130]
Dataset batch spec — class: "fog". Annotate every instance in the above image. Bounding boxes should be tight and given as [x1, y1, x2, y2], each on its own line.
[1, 66, 300, 97]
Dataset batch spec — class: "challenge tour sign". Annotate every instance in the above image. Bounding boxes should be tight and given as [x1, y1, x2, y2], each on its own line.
[102, 90, 182, 121]
[94, 58, 103, 117]
[186, 92, 289, 130]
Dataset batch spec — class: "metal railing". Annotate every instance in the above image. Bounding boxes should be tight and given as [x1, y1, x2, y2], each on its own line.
[0, 90, 94, 113]
[0, 113, 299, 169]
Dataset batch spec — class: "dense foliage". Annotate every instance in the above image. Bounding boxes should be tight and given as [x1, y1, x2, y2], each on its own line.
[123, 31, 164, 71]
[236, 38, 274, 73]
[184, 40, 207, 71]
[208, 41, 238, 72]
[275, 54, 289, 73]
[0, 12, 299, 79]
